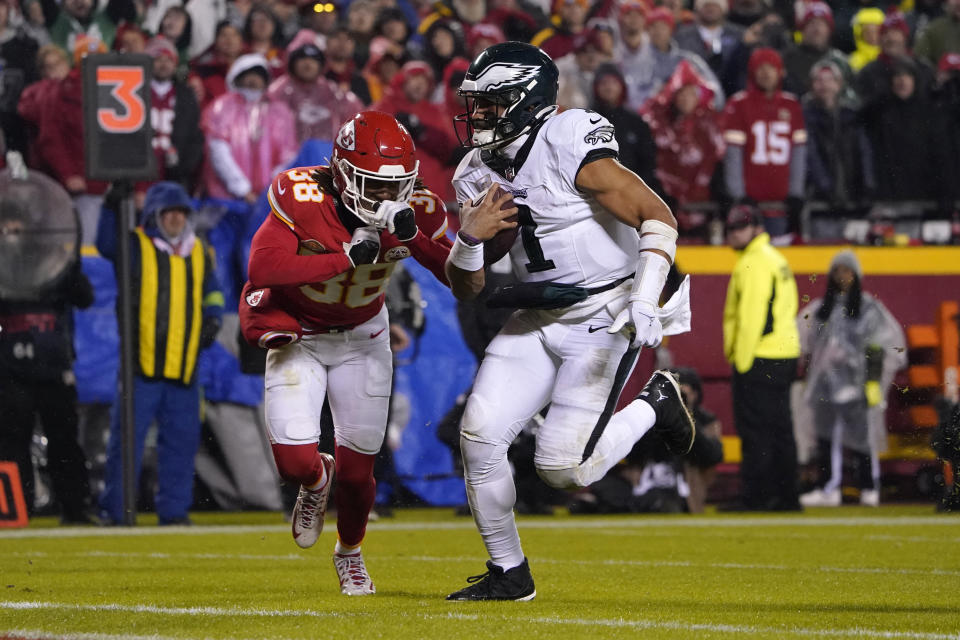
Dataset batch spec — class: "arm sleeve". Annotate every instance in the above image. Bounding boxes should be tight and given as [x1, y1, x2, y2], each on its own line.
[406, 190, 452, 285]
[733, 259, 775, 373]
[724, 145, 746, 200]
[788, 144, 806, 198]
[247, 214, 352, 288]
[722, 101, 747, 199]
[208, 138, 252, 198]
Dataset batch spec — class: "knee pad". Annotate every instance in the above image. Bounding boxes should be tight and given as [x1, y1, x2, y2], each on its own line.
[536, 464, 584, 490]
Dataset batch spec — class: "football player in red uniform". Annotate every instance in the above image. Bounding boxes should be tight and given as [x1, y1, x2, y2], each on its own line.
[241, 110, 452, 595]
[722, 48, 807, 239]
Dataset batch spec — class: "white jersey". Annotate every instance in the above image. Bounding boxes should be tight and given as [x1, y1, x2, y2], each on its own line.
[453, 109, 639, 289]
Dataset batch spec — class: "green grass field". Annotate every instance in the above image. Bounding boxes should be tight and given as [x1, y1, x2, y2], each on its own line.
[1, 506, 959, 640]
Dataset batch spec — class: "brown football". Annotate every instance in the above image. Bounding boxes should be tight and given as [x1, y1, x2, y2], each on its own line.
[482, 184, 519, 266]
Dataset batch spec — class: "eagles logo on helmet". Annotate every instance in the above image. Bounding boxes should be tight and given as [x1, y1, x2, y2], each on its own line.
[331, 111, 419, 227]
[454, 42, 559, 150]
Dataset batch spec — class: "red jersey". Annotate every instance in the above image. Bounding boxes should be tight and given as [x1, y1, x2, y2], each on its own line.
[722, 89, 806, 202]
[247, 166, 452, 331]
[150, 83, 177, 181]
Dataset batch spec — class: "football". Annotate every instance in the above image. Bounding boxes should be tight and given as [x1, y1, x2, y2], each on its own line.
[481, 184, 520, 266]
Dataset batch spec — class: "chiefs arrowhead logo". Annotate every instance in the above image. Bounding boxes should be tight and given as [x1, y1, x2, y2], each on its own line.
[246, 289, 264, 307]
[337, 120, 356, 151]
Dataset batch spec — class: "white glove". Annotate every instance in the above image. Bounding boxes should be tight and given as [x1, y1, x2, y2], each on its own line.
[342, 226, 380, 266]
[608, 246, 671, 349]
[609, 300, 663, 349]
[375, 200, 418, 241]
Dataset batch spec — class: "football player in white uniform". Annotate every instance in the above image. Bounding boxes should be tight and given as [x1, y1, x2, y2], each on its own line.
[444, 42, 695, 601]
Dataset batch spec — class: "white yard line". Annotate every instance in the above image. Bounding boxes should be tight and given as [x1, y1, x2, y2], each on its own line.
[5, 549, 958, 579]
[0, 601, 957, 640]
[2, 515, 959, 540]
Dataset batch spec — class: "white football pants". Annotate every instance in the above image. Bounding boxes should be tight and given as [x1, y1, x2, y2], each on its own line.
[263, 307, 392, 455]
[460, 306, 657, 569]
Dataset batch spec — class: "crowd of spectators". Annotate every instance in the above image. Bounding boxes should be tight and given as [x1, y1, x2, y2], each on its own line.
[0, 0, 958, 245]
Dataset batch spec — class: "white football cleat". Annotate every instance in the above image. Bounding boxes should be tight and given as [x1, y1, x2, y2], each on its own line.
[334, 551, 376, 596]
[860, 489, 880, 507]
[799, 487, 841, 507]
[291, 453, 335, 549]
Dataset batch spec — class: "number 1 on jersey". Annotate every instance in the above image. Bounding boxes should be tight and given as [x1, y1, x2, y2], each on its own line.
[517, 204, 555, 273]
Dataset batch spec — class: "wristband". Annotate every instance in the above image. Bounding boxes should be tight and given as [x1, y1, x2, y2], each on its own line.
[449, 235, 485, 272]
[629, 251, 670, 312]
[638, 219, 678, 263]
[457, 230, 482, 246]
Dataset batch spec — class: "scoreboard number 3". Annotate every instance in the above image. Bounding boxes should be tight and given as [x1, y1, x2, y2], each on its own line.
[96, 66, 146, 133]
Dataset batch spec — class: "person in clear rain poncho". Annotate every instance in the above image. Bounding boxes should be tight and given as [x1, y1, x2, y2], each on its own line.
[797, 250, 906, 507]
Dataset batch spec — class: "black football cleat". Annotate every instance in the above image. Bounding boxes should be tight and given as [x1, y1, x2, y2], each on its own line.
[446, 558, 536, 601]
[638, 369, 696, 455]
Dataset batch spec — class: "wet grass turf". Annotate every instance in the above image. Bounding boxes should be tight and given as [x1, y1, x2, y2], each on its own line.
[1, 505, 958, 639]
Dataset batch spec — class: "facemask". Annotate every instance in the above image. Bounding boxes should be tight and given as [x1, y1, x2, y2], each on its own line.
[238, 88, 264, 103]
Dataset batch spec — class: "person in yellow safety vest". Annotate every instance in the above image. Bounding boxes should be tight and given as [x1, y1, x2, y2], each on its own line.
[96, 181, 225, 525]
[722, 202, 801, 511]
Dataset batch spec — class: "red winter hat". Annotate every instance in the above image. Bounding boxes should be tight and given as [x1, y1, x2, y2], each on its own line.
[940, 52, 960, 73]
[145, 35, 178, 63]
[467, 22, 505, 49]
[619, 0, 649, 18]
[880, 11, 910, 39]
[748, 47, 783, 75]
[798, 1, 834, 32]
[647, 7, 675, 30]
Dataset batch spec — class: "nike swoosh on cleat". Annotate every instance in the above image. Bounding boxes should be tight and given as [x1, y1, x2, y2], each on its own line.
[370, 328, 386, 339]
[587, 325, 609, 333]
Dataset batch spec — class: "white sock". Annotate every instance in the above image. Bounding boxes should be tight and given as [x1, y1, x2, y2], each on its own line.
[335, 539, 360, 556]
[577, 399, 657, 486]
[466, 457, 525, 571]
[306, 459, 328, 491]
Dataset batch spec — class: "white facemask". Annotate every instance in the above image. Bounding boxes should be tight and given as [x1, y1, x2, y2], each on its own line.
[238, 87, 264, 103]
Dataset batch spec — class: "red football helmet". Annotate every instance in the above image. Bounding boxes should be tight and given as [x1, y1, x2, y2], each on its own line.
[331, 111, 419, 227]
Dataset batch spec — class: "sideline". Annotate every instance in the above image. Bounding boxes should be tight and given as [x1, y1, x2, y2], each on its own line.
[2, 514, 959, 539]
[2, 601, 958, 640]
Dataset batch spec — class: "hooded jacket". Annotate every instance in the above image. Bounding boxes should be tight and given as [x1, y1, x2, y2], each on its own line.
[96, 182, 224, 385]
[372, 61, 459, 201]
[848, 8, 886, 72]
[201, 54, 298, 200]
[639, 60, 722, 205]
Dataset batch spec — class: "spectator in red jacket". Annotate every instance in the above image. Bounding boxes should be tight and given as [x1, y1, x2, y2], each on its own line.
[25, 35, 109, 244]
[136, 36, 204, 200]
[189, 21, 245, 109]
[465, 22, 505, 60]
[17, 45, 70, 170]
[243, 4, 285, 78]
[723, 47, 807, 240]
[362, 35, 407, 104]
[532, 0, 591, 60]
[641, 60, 724, 232]
[373, 60, 459, 200]
[324, 24, 372, 104]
